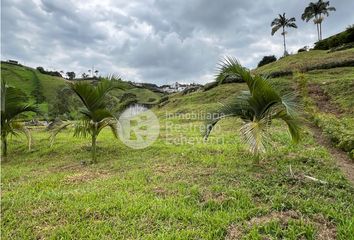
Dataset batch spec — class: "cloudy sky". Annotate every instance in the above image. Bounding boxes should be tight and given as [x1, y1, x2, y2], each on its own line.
[2, 0, 354, 85]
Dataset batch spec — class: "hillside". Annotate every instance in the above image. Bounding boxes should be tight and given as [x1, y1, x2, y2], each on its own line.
[2, 48, 354, 239]
[161, 48, 354, 159]
[1, 62, 163, 118]
[253, 48, 354, 75]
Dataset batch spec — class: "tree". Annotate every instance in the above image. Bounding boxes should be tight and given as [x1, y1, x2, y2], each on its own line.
[66, 72, 76, 80]
[51, 79, 123, 163]
[1, 81, 38, 157]
[94, 70, 99, 77]
[81, 73, 89, 78]
[257, 55, 277, 68]
[204, 57, 300, 163]
[271, 13, 297, 56]
[301, 0, 336, 41]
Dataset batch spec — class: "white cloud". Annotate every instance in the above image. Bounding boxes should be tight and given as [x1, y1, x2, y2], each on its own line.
[1, 0, 353, 85]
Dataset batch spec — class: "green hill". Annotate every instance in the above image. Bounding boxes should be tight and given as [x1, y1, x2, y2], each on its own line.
[253, 48, 354, 75]
[1, 62, 163, 118]
[161, 48, 354, 158]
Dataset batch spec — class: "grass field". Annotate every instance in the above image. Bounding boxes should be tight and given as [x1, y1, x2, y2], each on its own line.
[253, 48, 354, 75]
[2, 80, 354, 239]
[2, 48, 354, 239]
[1, 62, 163, 116]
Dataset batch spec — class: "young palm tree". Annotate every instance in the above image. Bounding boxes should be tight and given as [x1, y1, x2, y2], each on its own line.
[301, 0, 336, 41]
[51, 79, 122, 163]
[1, 81, 38, 157]
[271, 13, 297, 56]
[205, 57, 300, 162]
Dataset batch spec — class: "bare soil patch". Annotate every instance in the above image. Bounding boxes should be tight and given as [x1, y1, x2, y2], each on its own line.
[307, 83, 343, 116]
[308, 124, 354, 185]
[64, 170, 111, 184]
[226, 210, 336, 240]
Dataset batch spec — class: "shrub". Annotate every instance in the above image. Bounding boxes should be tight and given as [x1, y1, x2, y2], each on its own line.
[257, 55, 277, 68]
[314, 26, 354, 50]
[297, 46, 308, 53]
[303, 59, 354, 72]
[262, 70, 293, 78]
[36, 66, 62, 77]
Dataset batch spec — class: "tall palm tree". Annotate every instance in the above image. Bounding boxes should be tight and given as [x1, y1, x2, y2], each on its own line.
[1, 81, 38, 157]
[271, 13, 297, 56]
[205, 57, 300, 163]
[51, 79, 123, 163]
[302, 0, 336, 41]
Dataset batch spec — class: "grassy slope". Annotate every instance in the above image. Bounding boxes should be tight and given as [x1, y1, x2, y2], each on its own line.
[254, 49, 354, 158]
[253, 48, 354, 75]
[2, 85, 353, 239]
[2, 51, 354, 239]
[1, 62, 163, 113]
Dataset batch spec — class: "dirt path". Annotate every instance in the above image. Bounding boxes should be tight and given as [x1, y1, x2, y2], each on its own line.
[308, 123, 354, 185]
[307, 83, 344, 116]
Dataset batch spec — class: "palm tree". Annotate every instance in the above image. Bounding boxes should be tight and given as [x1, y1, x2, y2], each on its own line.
[302, 0, 336, 41]
[1, 81, 38, 157]
[205, 57, 300, 163]
[51, 79, 122, 163]
[271, 13, 297, 56]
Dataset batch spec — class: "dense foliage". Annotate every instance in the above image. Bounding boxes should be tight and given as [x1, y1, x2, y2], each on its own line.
[314, 25, 354, 50]
[257, 55, 277, 68]
[36, 66, 62, 77]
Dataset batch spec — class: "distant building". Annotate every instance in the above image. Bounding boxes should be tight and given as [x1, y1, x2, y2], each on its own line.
[7, 60, 19, 65]
[131, 81, 201, 94]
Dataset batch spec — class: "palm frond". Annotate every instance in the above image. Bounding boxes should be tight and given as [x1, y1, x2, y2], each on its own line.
[271, 18, 280, 27]
[204, 94, 254, 139]
[239, 118, 270, 155]
[271, 25, 282, 35]
[97, 118, 118, 139]
[73, 120, 92, 138]
[205, 58, 301, 156]
[9, 122, 32, 150]
[49, 122, 73, 146]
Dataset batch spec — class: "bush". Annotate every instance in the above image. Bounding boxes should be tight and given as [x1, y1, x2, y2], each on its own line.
[303, 59, 354, 72]
[314, 26, 354, 50]
[262, 70, 293, 78]
[36, 66, 62, 77]
[257, 55, 277, 68]
[298, 46, 308, 53]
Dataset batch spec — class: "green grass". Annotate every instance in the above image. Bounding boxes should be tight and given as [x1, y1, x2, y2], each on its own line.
[1, 62, 163, 115]
[2, 47, 354, 239]
[253, 48, 354, 75]
[304, 67, 354, 113]
[2, 81, 354, 239]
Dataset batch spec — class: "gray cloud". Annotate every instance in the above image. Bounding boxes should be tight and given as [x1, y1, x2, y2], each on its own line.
[1, 0, 354, 85]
